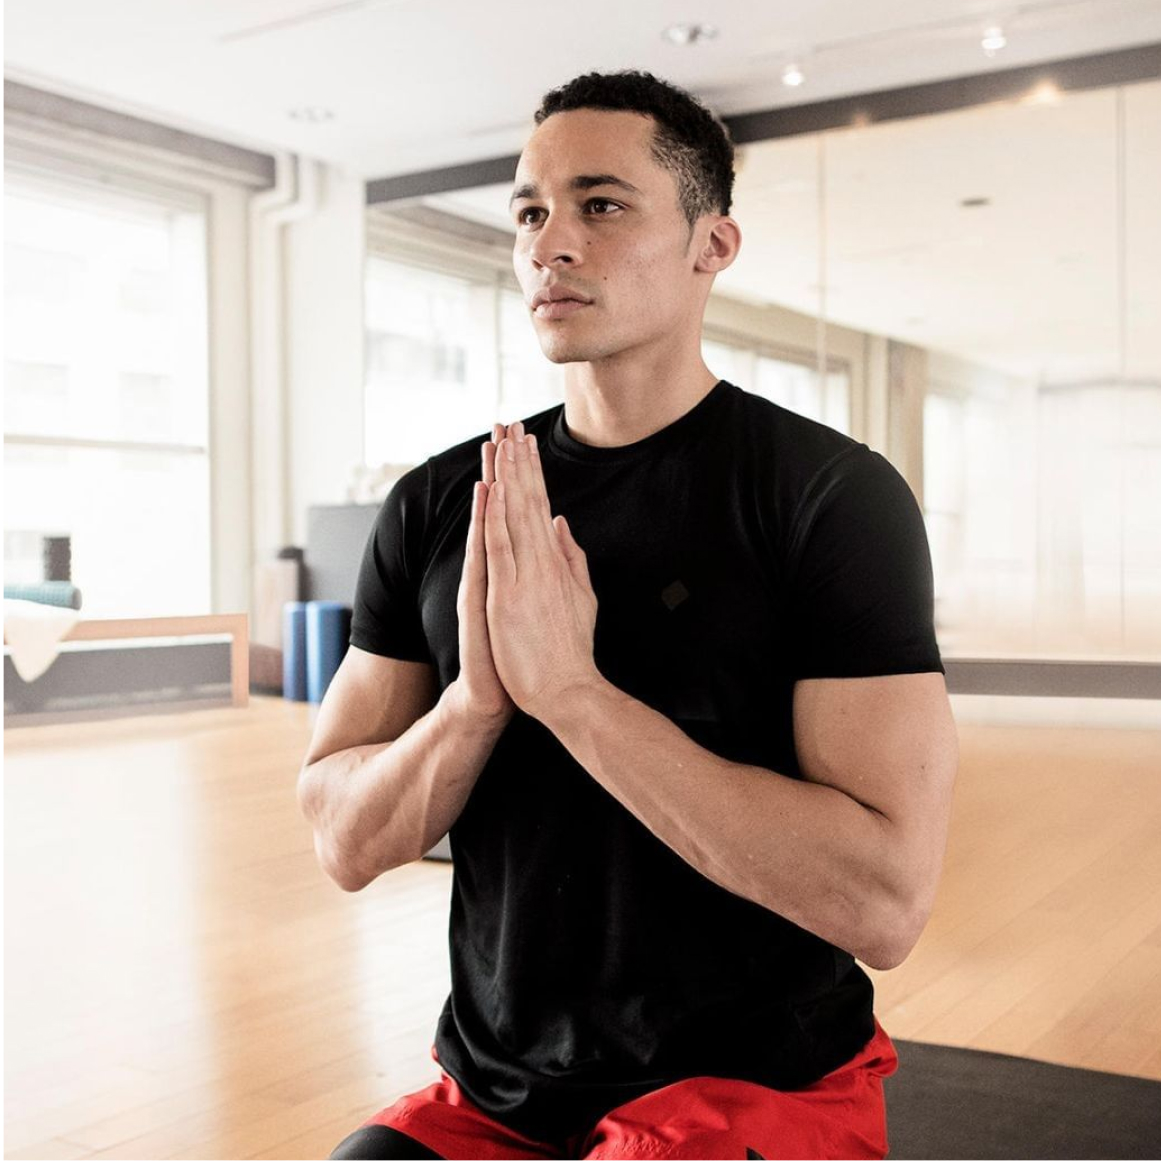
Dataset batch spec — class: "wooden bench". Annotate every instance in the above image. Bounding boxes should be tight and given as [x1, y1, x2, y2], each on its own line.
[56, 613, 250, 707]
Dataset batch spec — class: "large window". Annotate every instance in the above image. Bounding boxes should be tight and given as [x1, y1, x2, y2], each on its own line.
[3, 174, 211, 617]
[364, 250, 847, 468]
[498, 286, 566, 422]
[364, 258, 489, 466]
[363, 254, 563, 466]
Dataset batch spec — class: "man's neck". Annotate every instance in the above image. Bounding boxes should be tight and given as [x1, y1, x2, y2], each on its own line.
[560, 352, 720, 450]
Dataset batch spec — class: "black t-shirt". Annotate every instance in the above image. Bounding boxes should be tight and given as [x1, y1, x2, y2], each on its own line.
[349, 379, 944, 1144]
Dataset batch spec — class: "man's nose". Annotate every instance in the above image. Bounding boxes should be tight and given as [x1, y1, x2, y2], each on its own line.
[528, 214, 582, 268]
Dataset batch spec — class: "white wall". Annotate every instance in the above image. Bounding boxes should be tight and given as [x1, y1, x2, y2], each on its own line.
[282, 162, 367, 551]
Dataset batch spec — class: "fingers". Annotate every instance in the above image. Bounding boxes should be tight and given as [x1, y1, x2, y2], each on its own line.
[497, 422, 552, 529]
[483, 440, 496, 488]
[484, 466, 515, 585]
[482, 419, 559, 580]
[482, 423, 506, 487]
[466, 480, 485, 577]
[522, 428, 552, 520]
[458, 481, 486, 637]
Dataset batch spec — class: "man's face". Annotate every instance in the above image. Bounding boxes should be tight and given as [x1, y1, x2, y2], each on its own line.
[510, 108, 706, 365]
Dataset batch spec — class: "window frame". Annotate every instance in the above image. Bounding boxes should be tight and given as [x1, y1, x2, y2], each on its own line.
[4, 109, 257, 615]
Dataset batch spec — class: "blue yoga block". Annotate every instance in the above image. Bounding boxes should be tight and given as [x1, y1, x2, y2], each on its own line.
[306, 600, 352, 704]
[282, 602, 308, 701]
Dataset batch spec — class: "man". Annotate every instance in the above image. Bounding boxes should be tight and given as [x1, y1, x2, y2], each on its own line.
[301, 70, 959, 1160]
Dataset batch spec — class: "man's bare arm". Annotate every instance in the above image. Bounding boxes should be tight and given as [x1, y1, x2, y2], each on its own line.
[536, 671, 957, 971]
[299, 679, 507, 891]
[300, 424, 516, 892]
[791, 670, 959, 962]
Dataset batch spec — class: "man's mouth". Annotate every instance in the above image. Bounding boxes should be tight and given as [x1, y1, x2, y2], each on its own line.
[534, 298, 591, 320]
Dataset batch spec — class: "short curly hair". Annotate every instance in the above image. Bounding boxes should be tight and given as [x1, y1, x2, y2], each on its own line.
[533, 70, 735, 231]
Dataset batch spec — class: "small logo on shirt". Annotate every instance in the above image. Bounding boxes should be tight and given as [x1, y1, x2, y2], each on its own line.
[661, 579, 689, 610]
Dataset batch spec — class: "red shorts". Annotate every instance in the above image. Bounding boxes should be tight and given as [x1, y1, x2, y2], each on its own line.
[360, 1016, 899, 1159]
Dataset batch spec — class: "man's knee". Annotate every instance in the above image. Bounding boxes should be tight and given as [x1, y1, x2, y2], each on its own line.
[329, 1123, 445, 1159]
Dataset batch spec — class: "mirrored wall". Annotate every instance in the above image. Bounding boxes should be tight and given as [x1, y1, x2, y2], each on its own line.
[365, 75, 1161, 665]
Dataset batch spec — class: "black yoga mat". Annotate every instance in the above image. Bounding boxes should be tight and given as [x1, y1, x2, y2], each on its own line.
[884, 1038, 1161, 1159]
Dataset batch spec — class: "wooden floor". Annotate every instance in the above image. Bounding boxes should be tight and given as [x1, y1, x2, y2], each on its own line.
[4, 693, 1161, 1160]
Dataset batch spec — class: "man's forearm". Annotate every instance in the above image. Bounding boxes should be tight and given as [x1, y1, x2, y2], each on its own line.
[538, 676, 910, 970]
[301, 681, 509, 891]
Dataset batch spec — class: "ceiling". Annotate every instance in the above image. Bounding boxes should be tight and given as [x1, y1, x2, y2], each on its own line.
[5, 0, 1161, 179]
[6, 0, 1161, 381]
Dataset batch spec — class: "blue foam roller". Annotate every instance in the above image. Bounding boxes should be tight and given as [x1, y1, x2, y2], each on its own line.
[306, 600, 352, 704]
[282, 602, 308, 701]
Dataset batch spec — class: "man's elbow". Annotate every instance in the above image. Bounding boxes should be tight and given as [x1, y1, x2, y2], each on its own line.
[863, 900, 929, 971]
[316, 832, 370, 892]
[298, 762, 368, 892]
[320, 840, 369, 891]
[331, 867, 369, 893]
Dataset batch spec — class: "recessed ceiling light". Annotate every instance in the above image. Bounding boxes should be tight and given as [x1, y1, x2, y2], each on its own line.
[782, 62, 805, 87]
[981, 25, 1007, 57]
[289, 106, 335, 123]
[662, 22, 718, 46]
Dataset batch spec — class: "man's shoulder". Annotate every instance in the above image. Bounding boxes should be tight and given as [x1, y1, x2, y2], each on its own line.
[728, 385, 867, 484]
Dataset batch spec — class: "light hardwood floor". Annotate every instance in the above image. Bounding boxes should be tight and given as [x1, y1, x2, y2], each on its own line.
[4, 694, 1160, 1160]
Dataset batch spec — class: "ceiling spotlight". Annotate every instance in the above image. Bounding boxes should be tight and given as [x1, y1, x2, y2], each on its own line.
[782, 62, 805, 87]
[289, 106, 334, 123]
[981, 25, 1007, 56]
[662, 22, 718, 46]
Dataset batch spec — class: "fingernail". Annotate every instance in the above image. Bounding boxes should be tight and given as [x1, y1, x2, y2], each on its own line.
[527, 433, 537, 454]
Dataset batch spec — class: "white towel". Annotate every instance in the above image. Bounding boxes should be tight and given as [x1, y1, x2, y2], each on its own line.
[3, 598, 83, 683]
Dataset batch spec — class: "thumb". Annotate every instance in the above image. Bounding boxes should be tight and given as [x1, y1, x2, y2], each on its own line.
[554, 515, 592, 589]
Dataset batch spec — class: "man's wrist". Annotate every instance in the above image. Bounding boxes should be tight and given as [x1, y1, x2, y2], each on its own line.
[531, 669, 619, 735]
[441, 680, 514, 738]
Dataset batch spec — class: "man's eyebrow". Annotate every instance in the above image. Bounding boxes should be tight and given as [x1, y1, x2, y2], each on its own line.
[508, 174, 643, 207]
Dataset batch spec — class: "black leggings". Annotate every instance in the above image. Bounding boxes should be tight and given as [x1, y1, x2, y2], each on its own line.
[329, 1123, 446, 1159]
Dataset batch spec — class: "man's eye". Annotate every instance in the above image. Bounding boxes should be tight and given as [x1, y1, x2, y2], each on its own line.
[515, 200, 620, 226]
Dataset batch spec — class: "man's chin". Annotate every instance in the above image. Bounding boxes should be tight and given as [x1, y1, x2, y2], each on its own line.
[536, 329, 618, 364]
[537, 342, 592, 365]
[541, 349, 585, 365]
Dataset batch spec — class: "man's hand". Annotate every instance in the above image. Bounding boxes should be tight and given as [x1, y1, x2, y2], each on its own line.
[451, 422, 518, 725]
[483, 418, 601, 721]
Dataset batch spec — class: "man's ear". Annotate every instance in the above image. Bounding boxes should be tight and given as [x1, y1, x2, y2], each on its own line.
[692, 216, 742, 274]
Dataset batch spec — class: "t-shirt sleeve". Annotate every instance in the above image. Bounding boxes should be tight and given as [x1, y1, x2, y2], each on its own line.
[348, 461, 433, 664]
[785, 445, 944, 680]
